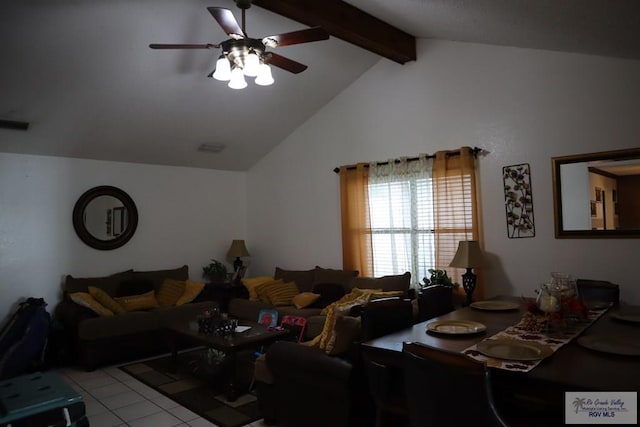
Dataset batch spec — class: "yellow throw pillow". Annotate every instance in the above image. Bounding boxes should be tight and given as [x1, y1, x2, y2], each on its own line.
[255, 279, 284, 303]
[114, 290, 159, 312]
[156, 278, 187, 307]
[292, 292, 321, 309]
[176, 280, 205, 306]
[88, 286, 126, 315]
[266, 281, 300, 306]
[242, 276, 275, 301]
[69, 292, 114, 316]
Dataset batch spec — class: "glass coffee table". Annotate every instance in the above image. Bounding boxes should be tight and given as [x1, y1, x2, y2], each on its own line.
[166, 319, 289, 402]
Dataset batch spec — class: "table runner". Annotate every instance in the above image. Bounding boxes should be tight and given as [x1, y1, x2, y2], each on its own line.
[463, 307, 609, 372]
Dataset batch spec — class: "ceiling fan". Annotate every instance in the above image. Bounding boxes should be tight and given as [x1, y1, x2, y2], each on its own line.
[149, 0, 330, 89]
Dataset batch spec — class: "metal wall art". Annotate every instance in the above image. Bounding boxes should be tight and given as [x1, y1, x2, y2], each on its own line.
[503, 163, 535, 238]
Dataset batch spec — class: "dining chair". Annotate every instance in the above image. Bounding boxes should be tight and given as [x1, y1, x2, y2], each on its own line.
[576, 279, 620, 305]
[416, 284, 455, 322]
[402, 341, 510, 427]
[361, 298, 414, 427]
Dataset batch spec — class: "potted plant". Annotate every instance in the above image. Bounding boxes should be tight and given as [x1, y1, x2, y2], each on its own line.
[202, 259, 228, 282]
[420, 268, 459, 290]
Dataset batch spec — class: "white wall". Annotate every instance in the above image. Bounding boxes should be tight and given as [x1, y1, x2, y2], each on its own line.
[0, 153, 247, 321]
[247, 39, 640, 304]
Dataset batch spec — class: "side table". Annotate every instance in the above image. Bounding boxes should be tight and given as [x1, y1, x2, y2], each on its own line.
[197, 281, 248, 313]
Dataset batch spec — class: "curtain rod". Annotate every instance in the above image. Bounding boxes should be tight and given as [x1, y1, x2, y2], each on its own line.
[332, 146, 482, 173]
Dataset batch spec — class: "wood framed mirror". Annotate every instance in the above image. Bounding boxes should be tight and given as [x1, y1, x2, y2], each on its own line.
[552, 147, 640, 238]
[73, 186, 138, 250]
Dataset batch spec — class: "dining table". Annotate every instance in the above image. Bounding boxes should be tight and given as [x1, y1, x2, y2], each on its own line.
[360, 296, 640, 422]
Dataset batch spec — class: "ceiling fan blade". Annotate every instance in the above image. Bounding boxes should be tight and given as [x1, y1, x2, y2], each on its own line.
[262, 27, 329, 48]
[265, 52, 308, 74]
[207, 7, 244, 39]
[149, 43, 218, 49]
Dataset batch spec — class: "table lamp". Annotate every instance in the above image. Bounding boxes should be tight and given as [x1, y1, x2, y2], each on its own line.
[227, 240, 250, 273]
[449, 240, 484, 306]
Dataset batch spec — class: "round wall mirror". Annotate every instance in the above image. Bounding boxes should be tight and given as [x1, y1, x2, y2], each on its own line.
[73, 186, 138, 250]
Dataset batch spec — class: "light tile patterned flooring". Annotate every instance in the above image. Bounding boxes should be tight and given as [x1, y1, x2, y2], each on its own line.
[56, 362, 272, 427]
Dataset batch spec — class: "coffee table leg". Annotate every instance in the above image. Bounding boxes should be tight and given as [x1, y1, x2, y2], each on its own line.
[225, 350, 239, 402]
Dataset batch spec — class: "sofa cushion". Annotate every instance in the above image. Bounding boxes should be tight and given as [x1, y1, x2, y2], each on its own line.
[348, 272, 411, 294]
[156, 279, 187, 307]
[176, 280, 205, 306]
[328, 315, 361, 356]
[77, 310, 160, 340]
[114, 290, 159, 312]
[114, 279, 155, 297]
[274, 267, 316, 293]
[266, 281, 300, 306]
[241, 276, 275, 301]
[69, 292, 114, 316]
[64, 269, 134, 295]
[88, 286, 126, 315]
[133, 265, 189, 292]
[292, 292, 321, 309]
[311, 283, 346, 308]
[229, 298, 275, 322]
[314, 267, 359, 288]
[156, 301, 212, 328]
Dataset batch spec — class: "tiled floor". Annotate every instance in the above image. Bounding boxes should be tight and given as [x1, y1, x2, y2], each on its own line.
[56, 362, 272, 427]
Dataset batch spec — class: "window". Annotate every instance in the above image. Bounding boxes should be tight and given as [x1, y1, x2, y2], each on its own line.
[339, 147, 479, 294]
[368, 169, 434, 284]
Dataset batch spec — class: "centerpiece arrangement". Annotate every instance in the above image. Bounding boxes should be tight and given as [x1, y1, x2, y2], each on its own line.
[521, 273, 587, 333]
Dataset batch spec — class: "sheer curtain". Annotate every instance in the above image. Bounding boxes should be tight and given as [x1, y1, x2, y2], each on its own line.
[368, 155, 433, 284]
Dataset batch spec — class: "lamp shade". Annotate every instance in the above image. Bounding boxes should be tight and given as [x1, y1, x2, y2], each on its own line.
[227, 240, 250, 258]
[449, 240, 483, 268]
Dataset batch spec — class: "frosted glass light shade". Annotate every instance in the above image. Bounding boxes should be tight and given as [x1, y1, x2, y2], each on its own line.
[255, 63, 274, 86]
[212, 56, 231, 81]
[228, 67, 247, 89]
[243, 52, 260, 77]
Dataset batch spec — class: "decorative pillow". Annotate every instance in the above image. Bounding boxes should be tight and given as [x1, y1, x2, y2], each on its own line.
[255, 279, 284, 303]
[266, 281, 300, 306]
[274, 267, 316, 293]
[69, 292, 114, 316]
[114, 290, 159, 312]
[310, 283, 346, 308]
[156, 279, 187, 306]
[176, 280, 205, 306]
[349, 272, 411, 294]
[114, 279, 155, 298]
[88, 286, 126, 315]
[242, 276, 276, 301]
[314, 266, 359, 288]
[292, 292, 321, 309]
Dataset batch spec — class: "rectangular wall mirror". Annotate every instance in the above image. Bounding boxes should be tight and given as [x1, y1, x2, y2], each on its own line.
[552, 147, 640, 238]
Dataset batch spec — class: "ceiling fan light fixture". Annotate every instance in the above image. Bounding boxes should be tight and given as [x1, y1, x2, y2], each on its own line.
[213, 55, 231, 81]
[243, 51, 260, 77]
[255, 63, 274, 86]
[228, 66, 248, 89]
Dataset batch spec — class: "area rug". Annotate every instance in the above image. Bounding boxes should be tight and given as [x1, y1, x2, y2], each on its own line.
[119, 349, 261, 427]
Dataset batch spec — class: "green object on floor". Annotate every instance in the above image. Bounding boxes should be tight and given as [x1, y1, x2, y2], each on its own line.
[119, 349, 261, 427]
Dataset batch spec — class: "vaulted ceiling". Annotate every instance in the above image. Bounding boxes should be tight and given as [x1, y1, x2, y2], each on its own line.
[1, 0, 639, 171]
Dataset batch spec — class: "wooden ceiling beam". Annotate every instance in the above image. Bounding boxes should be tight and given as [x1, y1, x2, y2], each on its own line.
[250, 0, 416, 64]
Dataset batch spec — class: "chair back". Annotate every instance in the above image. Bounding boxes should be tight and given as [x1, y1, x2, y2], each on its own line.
[360, 298, 414, 342]
[417, 285, 454, 322]
[402, 342, 509, 427]
[576, 279, 620, 304]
